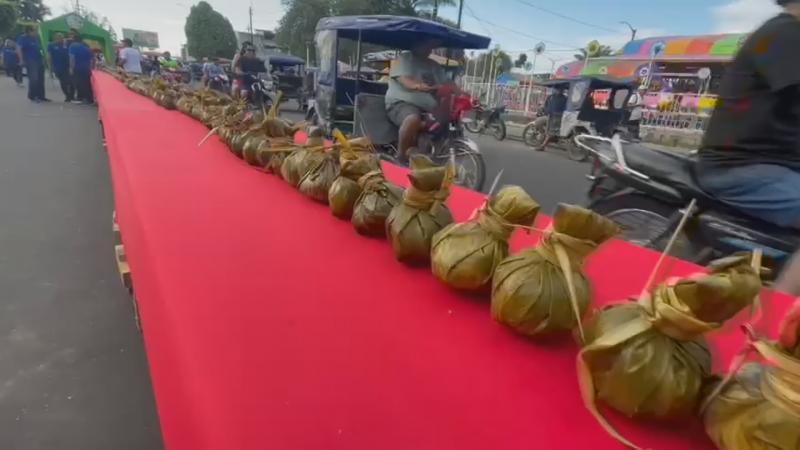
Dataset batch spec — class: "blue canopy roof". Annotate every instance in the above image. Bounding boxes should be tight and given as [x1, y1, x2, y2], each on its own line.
[267, 53, 305, 66]
[316, 15, 491, 50]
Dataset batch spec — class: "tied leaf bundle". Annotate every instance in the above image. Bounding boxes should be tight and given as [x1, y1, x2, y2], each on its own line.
[328, 132, 379, 219]
[281, 146, 326, 187]
[491, 204, 618, 337]
[702, 340, 800, 450]
[386, 155, 454, 264]
[351, 170, 404, 236]
[431, 186, 540, 292]
[298, 150, 340, 203]
[578, 254, 762, 449]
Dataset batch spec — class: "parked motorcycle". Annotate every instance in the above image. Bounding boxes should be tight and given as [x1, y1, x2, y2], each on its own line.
[462, 101, 507, 141]
[576, 134, 798, 274]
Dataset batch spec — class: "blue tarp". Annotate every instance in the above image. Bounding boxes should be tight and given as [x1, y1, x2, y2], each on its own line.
[316, 15, 491, 50]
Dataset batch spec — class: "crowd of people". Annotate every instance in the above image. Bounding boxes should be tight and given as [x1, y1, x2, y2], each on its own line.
[1, 26, 96, 104]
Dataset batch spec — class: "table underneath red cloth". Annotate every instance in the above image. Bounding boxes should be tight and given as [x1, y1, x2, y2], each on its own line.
[93, 71, 794, 450]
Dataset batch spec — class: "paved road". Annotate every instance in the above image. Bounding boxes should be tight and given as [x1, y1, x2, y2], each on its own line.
[471, 133, 591, 214]
[0, 79, 162, 449]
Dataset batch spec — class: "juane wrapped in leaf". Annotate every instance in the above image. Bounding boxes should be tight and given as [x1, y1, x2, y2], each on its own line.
[328, 132, 379, 219]
[491, 204, 618, 337]
[281, 146, 326, 187]
[578, 254, 762, 449]
[351, 170, 404, 236]
[431, 186, 540, 292]
[299, 150, 340, 203]
[386, 156, 454, 264]
[702, 336, 800, 450]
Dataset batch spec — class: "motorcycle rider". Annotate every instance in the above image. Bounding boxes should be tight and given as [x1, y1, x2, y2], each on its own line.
[536, 87, 567, 150]
[386, 38, 456, 160]
[233, 43, 266, 101]
[697, 0, 800, 298]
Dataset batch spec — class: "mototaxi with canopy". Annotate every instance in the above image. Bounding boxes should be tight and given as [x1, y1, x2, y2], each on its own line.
[313, 15, 491, 136]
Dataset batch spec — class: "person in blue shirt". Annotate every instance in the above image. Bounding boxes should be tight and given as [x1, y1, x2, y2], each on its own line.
[68, 29, 94, 104]
[16, 25, 49, 102]
[2, 38, 22, 86]
[47, 32, 75, 103]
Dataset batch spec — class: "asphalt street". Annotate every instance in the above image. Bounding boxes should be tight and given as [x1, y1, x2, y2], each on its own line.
[471, 133, 591, 214]
[0, 77, 162, 449]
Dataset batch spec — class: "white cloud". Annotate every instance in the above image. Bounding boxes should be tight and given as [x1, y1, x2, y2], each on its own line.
[712, 0, 783, 33]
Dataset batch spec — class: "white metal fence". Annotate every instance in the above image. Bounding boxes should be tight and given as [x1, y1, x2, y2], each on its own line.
[462, 82, 548, 115]
[639, 92, 718, 132]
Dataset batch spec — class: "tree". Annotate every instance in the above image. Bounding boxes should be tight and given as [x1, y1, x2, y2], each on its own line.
[184, 1, 238, 59]
[467, 47, 513, 82]
[276, 0, 458, 63]
[0, 1, 17, 37]
[514, 53, 528, 69]
[14, 0, 48, 22]
[574, 44, 613, 61]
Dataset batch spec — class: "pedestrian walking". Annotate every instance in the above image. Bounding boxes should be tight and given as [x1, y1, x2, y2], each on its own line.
[2, 39, 23, 86]
[16, 25, 49, 102]
[68, 29, 94, 104]
[47, 32, 75, 103]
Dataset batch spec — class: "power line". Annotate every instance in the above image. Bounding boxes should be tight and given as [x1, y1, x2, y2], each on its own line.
[512, 0, 619, 34]
[463, 2, 580, 50]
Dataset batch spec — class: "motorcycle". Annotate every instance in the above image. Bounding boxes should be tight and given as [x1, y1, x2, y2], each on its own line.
[208, 72, 230, 93]
[348, 89, 485, 190]
[576, 134, 798, 274]
[243, 72, 275, 111]
[462, 101, 507, 141]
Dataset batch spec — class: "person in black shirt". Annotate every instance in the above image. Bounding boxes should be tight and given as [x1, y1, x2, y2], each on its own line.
[233, 43, 265, 99]
[697, 0, 800, 295]
[536, 87, 567, 150]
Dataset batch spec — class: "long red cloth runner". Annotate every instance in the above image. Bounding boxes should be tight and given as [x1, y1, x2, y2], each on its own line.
[94, 71, 794, 450]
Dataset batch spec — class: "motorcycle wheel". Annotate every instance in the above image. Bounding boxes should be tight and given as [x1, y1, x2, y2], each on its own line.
[434, 141, 486, 192]
[522, 122, 546, 148]
[567, 134, 589, 162]
[589, 193, 705, 263]
[462, 112, 481, 134]
[490, 119, 507, 141]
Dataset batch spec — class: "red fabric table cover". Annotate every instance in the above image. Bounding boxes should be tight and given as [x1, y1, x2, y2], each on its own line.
[94, 71, 794, 450]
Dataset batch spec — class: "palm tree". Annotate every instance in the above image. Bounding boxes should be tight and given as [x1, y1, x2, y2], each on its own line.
[573, 44, 614, 61]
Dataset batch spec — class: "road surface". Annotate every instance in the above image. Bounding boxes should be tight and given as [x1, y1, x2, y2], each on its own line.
[0, 78, 163, 449]
[472, 134, 591, 213]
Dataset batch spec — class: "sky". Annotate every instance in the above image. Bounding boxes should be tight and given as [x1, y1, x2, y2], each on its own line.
[45, 0, 784, 71]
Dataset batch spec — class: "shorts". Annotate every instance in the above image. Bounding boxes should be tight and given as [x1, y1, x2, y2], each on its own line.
[387, 102, 422, 127]
[697, 163, 800, 228]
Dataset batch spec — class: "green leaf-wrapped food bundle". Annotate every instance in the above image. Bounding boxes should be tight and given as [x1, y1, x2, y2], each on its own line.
[579, 254, 761, 425]
[491, 204, 619, 337]
[702, 340, 800, 450]
[386, 156, 454, 264]
[431, 186, 540, 292]
[328, 135, 379, 220]
[351, 171, 404, 237]
[299, 150, 340, 203]
[281, 146, 326, 187]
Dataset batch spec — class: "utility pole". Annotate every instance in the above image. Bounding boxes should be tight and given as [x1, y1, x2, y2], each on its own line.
[456, 0, 465, 28]
[249, 3, 254, 43]
[432, 0, 439, 21]
[620, 21, 637, 42]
